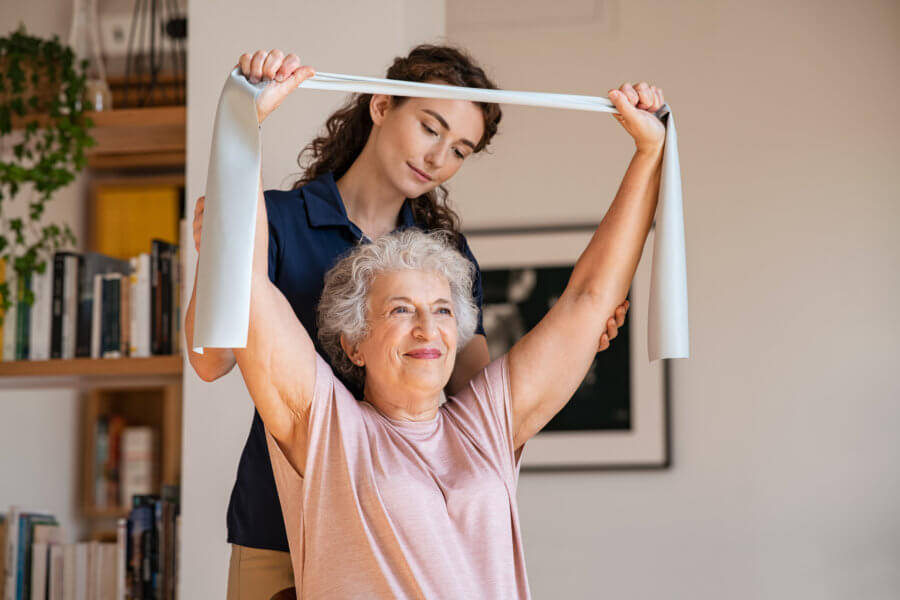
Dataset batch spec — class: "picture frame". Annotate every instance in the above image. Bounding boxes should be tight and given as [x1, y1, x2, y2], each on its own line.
[465, 224, 671, 471]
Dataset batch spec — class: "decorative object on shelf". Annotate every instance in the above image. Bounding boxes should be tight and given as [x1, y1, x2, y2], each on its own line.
[122, 0, 187, 108]
[0, 23, 95, 325]
[68, 0, 113, 111]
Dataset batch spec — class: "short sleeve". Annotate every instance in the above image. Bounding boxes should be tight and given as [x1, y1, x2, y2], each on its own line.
[457, 233, 485, 337]
[443, 354, 525, 485]
[263, 189, 281, 283]
[262, 353, 369, 587]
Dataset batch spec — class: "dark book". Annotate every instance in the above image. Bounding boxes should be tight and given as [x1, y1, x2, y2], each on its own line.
[130, 497, 157, 600]
[76, 252, 130, 357]
[100, 274, 122, 358]
[150, 240, 177, 355]
[15, 272, 31, 360]
[49, 252, 78, 359]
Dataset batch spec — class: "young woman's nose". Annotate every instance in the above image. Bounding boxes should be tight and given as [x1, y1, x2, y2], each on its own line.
[424, 142, 449, 171]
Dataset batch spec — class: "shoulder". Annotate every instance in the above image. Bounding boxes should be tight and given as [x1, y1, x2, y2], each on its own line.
[263, 187, 304, 221]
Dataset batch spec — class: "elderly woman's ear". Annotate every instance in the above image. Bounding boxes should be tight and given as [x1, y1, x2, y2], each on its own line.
[340, 335, 364, 367]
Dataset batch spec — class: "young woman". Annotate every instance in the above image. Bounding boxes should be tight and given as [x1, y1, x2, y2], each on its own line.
[186, 45, 640, 599]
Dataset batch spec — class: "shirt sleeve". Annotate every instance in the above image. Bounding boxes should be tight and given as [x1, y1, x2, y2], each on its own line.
[443, 354, 525, 485]
[457, 233, 486, 337]
[263, 189, 281, 284]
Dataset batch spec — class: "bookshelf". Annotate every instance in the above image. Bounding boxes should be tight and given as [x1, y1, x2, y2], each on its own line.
[2, 104, 187, 560]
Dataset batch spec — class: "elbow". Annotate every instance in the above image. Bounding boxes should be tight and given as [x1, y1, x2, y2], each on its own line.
[188, 352, 226, 382]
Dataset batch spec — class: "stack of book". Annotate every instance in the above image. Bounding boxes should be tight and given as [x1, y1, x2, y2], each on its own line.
[1, 488, 180, 600]
[94, 418, 158, 512]
[1, 240, 182, 361]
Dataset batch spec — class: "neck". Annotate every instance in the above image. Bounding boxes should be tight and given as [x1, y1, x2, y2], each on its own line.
[363, 379, 442, 422]
[336, 137, 407, 239]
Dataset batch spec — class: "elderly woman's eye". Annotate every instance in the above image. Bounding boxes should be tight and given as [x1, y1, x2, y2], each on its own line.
[391, 306, 410, 314]
[437, 307, 453, 315]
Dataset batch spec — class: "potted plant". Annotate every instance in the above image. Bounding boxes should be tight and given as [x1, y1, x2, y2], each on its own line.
[0, 23, 96, 327]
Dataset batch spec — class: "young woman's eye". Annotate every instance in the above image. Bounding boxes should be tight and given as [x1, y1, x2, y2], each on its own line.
[421, 123, 438, 136]
[453, 148, 465, 159]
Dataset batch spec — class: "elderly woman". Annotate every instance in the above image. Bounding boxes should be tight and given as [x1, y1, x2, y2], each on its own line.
[193, 64, 666, 596]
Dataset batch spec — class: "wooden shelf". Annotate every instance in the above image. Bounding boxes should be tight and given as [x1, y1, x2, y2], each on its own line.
[0, 355, 183, 377]
[10, 105, 186, 170]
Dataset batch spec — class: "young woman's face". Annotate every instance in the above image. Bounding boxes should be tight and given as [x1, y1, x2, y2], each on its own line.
[370, 89, 485, 198]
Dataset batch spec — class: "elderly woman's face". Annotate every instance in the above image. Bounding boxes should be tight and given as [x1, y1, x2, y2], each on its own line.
[352, 269, 458, 396]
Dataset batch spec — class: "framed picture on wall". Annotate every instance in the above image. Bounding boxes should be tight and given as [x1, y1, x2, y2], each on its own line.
[465, 225, 671, 470]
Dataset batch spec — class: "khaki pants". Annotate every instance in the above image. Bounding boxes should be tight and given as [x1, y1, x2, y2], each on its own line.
[226, 544, 295, 600]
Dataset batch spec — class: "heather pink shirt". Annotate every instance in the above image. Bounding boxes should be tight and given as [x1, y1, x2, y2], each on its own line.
[264, 353, 530, 599]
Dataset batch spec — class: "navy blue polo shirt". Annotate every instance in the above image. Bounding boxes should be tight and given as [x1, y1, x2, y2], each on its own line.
[226, 171, 486, 551]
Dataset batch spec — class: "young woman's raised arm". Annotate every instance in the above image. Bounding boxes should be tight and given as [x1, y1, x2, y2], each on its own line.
[507, 81, 667, 451]
[184, 175, 318, 474]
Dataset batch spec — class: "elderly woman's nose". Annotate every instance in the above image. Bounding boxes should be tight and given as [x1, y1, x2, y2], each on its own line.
[412, 311, 439, 339]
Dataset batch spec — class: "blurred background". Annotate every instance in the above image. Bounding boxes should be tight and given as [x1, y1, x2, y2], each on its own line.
[1, 0, 897, 598]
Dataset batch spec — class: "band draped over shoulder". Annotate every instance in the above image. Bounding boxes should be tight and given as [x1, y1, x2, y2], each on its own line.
[193, 67, 689, 362]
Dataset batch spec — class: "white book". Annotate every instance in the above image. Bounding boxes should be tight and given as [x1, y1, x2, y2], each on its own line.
[73, 543, 88, 600]
[62, 544, 75, 600]
[97, 544, 117, 600]
[120, 427, 156, 507]
[90, 273, 103, 359]
[47, 544, 64, 600]
[29, 260, 54, 360]
[133, 253, 151, 357]
[115, 520, 126, 600]
[2, 262, 17, 362]
[86, 542, 99, 600]
[61, 255, 79, 359]
[30, 542, 48, 600]
[30, 522, 63, 600]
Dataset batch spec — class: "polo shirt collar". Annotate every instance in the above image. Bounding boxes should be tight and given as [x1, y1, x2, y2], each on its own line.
[304, 171, 417, 232]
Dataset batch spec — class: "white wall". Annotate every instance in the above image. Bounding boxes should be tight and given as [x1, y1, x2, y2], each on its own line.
[446, 0, 900, 598]
[0, 3, 89, 544]
[180, 1, 445, 597]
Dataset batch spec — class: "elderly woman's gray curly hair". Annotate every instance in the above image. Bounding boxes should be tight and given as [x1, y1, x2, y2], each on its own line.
[316, 228, 479, 388]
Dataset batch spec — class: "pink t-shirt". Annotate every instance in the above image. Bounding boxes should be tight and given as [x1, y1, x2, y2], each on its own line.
[264, 352, 530, 599]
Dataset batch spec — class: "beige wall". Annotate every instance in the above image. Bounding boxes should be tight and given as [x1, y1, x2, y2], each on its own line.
[447, 0, 900, 598]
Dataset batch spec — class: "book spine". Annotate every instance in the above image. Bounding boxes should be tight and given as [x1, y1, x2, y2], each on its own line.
[62, 256, 79, 359]
[138, 255, 151, 357]
[120, 277, 130, 357]
[75, 254, 91, 358]
[47, 544, 63, 600]
[150, 243, 160, 356]
[116, 520, 126, 600]
[49, 255, 65, 359]
[4, 506, 20, 600]
[91, 274, 103, 359]
[28, 265, 52, 361]
[15, 273, 31, 360]
[2, 264, 17, 362]
[160, 250, 171, 356]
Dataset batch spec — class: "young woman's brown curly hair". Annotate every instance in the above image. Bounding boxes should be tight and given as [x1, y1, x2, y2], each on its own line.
[290, 44, 503, 244]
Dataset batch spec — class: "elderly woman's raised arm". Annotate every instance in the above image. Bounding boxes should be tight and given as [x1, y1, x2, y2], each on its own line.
[506, 142, 663, 451]
[185, 177, 317, 472]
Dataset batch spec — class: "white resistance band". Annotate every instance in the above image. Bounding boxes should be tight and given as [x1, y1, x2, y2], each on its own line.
[193, 67, 689, 362]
